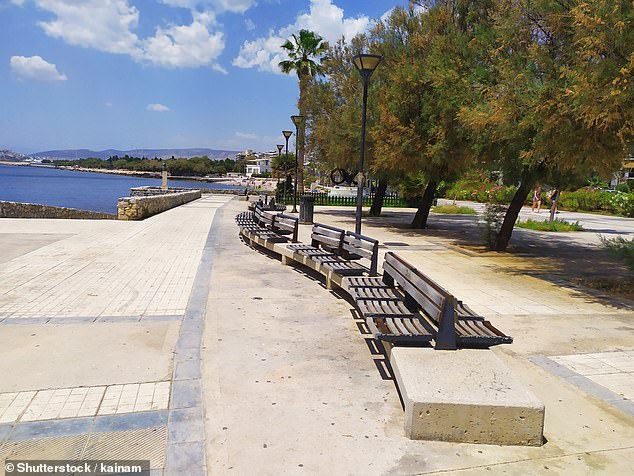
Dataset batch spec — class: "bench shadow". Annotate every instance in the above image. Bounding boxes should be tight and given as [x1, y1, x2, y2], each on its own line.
[241, 233, 408, 404]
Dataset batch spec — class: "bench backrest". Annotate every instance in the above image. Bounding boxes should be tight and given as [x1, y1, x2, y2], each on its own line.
[311, 223, 345, 253]
[383, 252, 457, 350]
[273, 213, 299, 242]
[254, 205, 276, 228]
[343, 231, 379, 275]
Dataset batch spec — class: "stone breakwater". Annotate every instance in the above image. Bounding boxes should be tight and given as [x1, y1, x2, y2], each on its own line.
[117, 190, 202, 220]
[129, 186, 245, 196]
[0, 201, 116, 219]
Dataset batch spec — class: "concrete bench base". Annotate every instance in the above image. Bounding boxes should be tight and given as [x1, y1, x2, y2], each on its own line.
[390, 347, 544, 446]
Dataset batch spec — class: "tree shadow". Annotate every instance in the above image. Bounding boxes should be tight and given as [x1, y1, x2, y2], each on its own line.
[315, 208, 634, 310]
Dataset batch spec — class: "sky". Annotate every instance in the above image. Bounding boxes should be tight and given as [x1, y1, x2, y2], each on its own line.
[0, 0, 407, 154]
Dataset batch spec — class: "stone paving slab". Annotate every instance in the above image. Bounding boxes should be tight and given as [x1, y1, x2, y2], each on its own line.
[0, 196, 232, 320]
[0, 382, 171, 424]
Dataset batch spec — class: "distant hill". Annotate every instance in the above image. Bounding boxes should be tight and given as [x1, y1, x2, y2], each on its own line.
[0, 149, 33, 162]
[31, 148, 240, 161]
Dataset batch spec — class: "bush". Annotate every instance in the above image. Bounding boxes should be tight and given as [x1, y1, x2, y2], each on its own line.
[616, 183, 631, 193]
[445, 170, 518, 204]
[431, 204, 477, 215]
[609, 193, 634, 217]
[516, 219, 584, 232]
[601, 236, 634, 271]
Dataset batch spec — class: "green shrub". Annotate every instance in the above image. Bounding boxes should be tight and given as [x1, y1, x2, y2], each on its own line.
[432, 204, 477, 215]
[616, 183, 631, 193]
[516, 219, 584, 232]
[601, 236, 634, 271]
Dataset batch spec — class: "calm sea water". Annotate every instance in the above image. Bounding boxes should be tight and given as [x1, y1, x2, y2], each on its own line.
[0, 164, 241, 213]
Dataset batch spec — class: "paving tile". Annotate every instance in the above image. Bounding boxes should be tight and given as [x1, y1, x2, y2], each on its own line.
[93, 410, 168, 432]
[170, 379, 201, 409]
[9, 417, 94, 441]
[167, 407, 204, 444]
[165, 442, 205, 473]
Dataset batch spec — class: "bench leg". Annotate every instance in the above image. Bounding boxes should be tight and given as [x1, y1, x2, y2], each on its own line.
[326, 276, 333, 290]
[281, 255, 293, 266]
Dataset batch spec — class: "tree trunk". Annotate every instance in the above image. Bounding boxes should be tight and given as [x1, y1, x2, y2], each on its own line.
[411, 179, 437, 229]
[369, 180, 388, 217]
[492, 178, 534, 251]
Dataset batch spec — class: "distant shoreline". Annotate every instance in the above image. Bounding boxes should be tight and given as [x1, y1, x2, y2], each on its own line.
[0, 161, 280, 191]
[0, 161, 236, 184]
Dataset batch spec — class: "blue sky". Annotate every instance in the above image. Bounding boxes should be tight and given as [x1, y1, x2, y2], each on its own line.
[0, 0, 406, 154]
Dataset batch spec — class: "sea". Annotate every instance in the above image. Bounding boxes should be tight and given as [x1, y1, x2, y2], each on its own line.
[0, 164, 241, 213]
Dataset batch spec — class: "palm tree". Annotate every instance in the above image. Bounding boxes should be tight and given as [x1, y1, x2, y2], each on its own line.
[279, 29, 328, 194]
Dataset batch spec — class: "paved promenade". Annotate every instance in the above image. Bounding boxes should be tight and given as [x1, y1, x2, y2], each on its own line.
[0, 196, 633, 474]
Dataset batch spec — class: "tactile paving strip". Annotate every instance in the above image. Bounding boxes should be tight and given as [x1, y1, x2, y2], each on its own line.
[0, 433, 88, 462]
[0, 427, 166, 474]
[83, 427, 167, 469]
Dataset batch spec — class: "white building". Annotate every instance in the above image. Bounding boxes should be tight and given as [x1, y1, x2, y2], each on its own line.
[245, 157, 272, 177]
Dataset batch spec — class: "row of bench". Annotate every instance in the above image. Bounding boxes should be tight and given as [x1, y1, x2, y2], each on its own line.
[236, 205, 512, 350]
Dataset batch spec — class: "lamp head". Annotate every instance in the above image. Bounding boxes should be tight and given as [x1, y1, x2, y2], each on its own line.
[352, 54, 383, 80]
[282, 130, 293, 140]
[276, 144, 284, 153]
[290, 115, 305, 128]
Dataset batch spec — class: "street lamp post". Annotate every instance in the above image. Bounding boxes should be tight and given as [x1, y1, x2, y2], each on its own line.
[276, 144, 284, 203]
[290, 115, 305, 214]
[282, 131, 293, 208]
[352, 54, 383, 235]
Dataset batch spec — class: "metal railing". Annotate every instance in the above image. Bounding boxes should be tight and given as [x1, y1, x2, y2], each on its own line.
[275, 191, 408, 207]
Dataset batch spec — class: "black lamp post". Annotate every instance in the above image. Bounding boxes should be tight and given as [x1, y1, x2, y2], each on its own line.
[276, 144, 284, 203]
[352, 53, 383, 235]
[290, 115, 305, 214]
[282, 131, 293, 207]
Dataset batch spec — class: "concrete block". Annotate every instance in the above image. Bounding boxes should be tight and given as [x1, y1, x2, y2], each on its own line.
[390, 347, 544, 446]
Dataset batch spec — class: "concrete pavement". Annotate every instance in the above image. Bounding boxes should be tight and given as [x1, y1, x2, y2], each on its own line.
[0, 196, 633, 474]
[201, 199, 634, 474]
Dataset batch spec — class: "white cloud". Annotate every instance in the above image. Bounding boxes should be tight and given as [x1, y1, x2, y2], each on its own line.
[160, 0, 256, 14]
[233, 0, 372, 74]
[235, 131, 257, 140]
[10, 55, 67, 81]
[142, 11, 224, 68]
[36, 0, 142, 56]
[105, 101, 113, 107]
[147, 103, 170, 112]
[244, 18, 255, 31]
[14, 0, 228, 70]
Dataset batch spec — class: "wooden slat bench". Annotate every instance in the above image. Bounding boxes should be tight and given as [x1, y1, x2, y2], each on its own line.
[271, 213, 299, 243]
[287, 223, 345, 257]
[286, 224, 380, 281]
[345, 275, 434, 346]
[316, 232, 379, 278]
[236, 205, 299, 246]
[381, 252, 512, 349]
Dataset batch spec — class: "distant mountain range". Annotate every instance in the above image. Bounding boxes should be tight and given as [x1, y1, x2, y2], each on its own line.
[30, 148, 241, 161]
[0, 149, 33, 162]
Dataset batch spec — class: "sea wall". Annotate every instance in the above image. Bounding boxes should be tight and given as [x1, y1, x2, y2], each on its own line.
[0, 201, 116, 220]
[130, 186, 245, 196]
[129, 186, 194, 197]
[117, 190, 201, 220]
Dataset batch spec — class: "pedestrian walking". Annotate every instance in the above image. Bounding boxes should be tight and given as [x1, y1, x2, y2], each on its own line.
[549, 188, 560, 221]
[532, 185, 542, 213]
